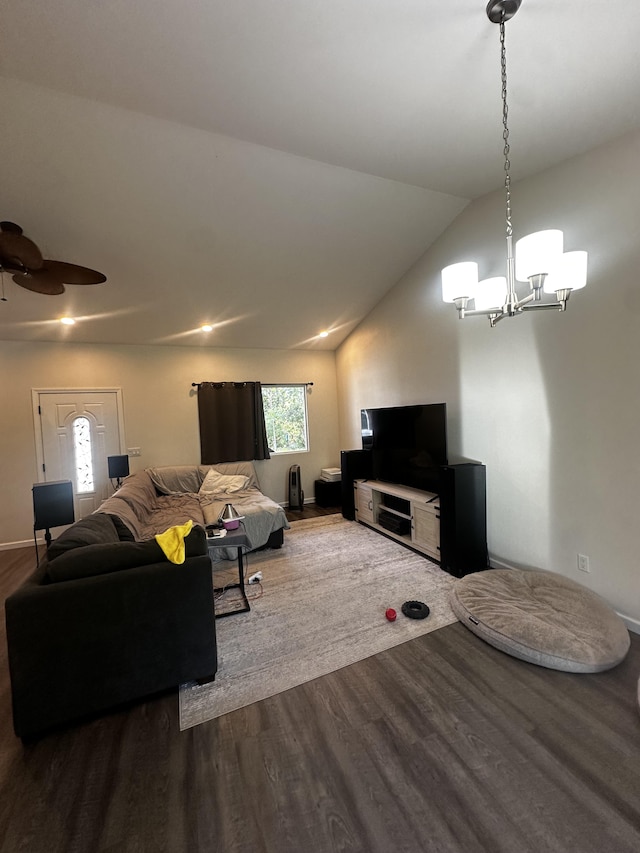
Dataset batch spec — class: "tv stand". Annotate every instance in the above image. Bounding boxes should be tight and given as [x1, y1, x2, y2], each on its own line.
[352, 463, 487, 577]
[355, 480, 441, 560]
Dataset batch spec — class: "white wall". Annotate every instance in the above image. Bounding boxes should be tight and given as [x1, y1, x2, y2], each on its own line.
[337, 129, 640, 628]
[0, 340, 339, 547]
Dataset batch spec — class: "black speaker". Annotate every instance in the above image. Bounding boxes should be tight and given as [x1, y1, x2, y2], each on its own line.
[438, 463, 488, 577]
[340, 449, 372, 519]
[107, 455, 130, 479]
[32, 480, 75, 531]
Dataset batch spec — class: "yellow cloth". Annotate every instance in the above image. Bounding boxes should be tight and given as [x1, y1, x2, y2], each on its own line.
[155, 519, 193, 564]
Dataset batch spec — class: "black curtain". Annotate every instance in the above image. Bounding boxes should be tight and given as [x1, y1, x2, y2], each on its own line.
[197, 382, 271, 464]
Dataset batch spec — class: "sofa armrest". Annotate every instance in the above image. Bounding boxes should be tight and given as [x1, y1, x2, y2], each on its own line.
[6, 555, 217, 739]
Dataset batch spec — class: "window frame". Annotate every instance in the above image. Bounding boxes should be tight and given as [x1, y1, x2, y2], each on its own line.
[71, 414, 96, 494]
[261, 384, 310, 455]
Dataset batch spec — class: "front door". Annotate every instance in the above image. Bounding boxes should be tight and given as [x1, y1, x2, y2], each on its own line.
[33, 389, 126, 520]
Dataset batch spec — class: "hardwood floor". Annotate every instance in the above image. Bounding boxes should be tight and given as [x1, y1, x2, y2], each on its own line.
[284, 501, 341, 522]
[1, 543, 640, 852]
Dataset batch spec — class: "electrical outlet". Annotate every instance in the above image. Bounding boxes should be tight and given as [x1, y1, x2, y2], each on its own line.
[577, 553, 590, 573]
[128, 447, 141, 457]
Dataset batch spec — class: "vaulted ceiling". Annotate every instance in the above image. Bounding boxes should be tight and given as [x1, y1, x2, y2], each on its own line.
[1, 1, 639, 349]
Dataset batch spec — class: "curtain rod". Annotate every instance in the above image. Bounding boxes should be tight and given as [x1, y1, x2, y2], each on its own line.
[191, 381, 314, 387]
[264, 382, 314, 387]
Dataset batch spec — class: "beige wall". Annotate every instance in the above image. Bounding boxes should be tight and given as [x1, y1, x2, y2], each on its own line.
[337, 129, 640, 629]
[0, 341, 339, 547]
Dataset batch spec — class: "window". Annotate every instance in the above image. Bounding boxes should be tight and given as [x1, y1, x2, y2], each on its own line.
[262, 385, 309, 454]
[72, 416, 95, 493]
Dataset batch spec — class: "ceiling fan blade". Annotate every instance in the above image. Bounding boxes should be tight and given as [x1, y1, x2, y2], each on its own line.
[42, 259, 107, 285]
[0, 221, 24, 235]
[12, 271, 66, 295]
[0, 232, 44, 271]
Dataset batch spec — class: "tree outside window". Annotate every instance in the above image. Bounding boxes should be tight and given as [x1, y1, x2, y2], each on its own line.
[262, 385, 309, 454]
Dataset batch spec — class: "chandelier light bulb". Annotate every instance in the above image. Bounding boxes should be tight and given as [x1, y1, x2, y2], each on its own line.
[474, 277, 508, 311]
[441, 262, 478, 303]
[544, 251, 588, 294]
[515, 229, 564, 281]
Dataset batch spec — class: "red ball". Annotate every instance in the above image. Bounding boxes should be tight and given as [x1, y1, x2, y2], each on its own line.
[385, 608, 397, 622]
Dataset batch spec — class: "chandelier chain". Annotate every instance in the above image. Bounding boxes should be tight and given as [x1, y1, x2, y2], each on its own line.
[500, 16, 513, 240]
[440, 1, 588, 324]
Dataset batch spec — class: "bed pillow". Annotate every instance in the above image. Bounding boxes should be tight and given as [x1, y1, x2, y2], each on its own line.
[199, 461, 260, 489]
[199, 468, 250, 495]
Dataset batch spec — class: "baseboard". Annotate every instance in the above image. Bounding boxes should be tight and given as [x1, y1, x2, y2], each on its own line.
[0, 538, 43, 551]
[489, 556, 639, 635]
[618, 613, 640, 635]
[489, 557, 519, 571]
[283, 497, 314, 508]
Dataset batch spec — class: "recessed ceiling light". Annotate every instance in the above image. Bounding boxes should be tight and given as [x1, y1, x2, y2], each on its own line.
[319, 330, 329, 338]
[60, 317, 75, 325]
[201, 324, 213, 332]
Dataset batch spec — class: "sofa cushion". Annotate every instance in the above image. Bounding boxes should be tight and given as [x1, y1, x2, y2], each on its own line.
[47, 513, 120, 561]
[113, 470, 157, 520]
[47, 540, 165, 582]
[94, 494, 144, 539]
[105, 513, 136, 541]
[148, 466, 203, 495]
[46, 525, 208, 582]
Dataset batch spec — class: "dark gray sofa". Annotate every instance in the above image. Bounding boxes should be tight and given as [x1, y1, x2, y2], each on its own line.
[5, 513, 217, 740]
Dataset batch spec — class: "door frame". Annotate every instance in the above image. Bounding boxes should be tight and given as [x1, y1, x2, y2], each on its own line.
[32, 387, 127, 483]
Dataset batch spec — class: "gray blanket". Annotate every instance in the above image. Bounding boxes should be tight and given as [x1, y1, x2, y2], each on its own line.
[97, 463, 290, 560]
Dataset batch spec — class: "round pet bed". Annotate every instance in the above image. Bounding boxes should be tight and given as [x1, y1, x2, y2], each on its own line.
[450, 569, 630, 673]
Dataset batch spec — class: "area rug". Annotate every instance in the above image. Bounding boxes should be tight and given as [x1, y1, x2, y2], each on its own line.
[179, 514, 458, 729]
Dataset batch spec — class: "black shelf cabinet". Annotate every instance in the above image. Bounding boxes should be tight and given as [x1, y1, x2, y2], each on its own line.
[314, 478, 342, 507]
[438, 463, 487, 577]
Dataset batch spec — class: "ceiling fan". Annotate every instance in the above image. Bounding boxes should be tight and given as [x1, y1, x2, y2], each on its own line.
[0, 221, 106, 297]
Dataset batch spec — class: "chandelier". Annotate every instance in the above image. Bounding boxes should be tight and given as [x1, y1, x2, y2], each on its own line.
[441, 0, 588, 327]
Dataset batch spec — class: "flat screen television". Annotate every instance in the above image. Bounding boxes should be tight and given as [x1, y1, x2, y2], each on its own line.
[361, 403, 447, 491]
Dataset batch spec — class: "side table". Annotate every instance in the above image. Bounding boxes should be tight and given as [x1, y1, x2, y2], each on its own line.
[207, 526, 251, 617]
